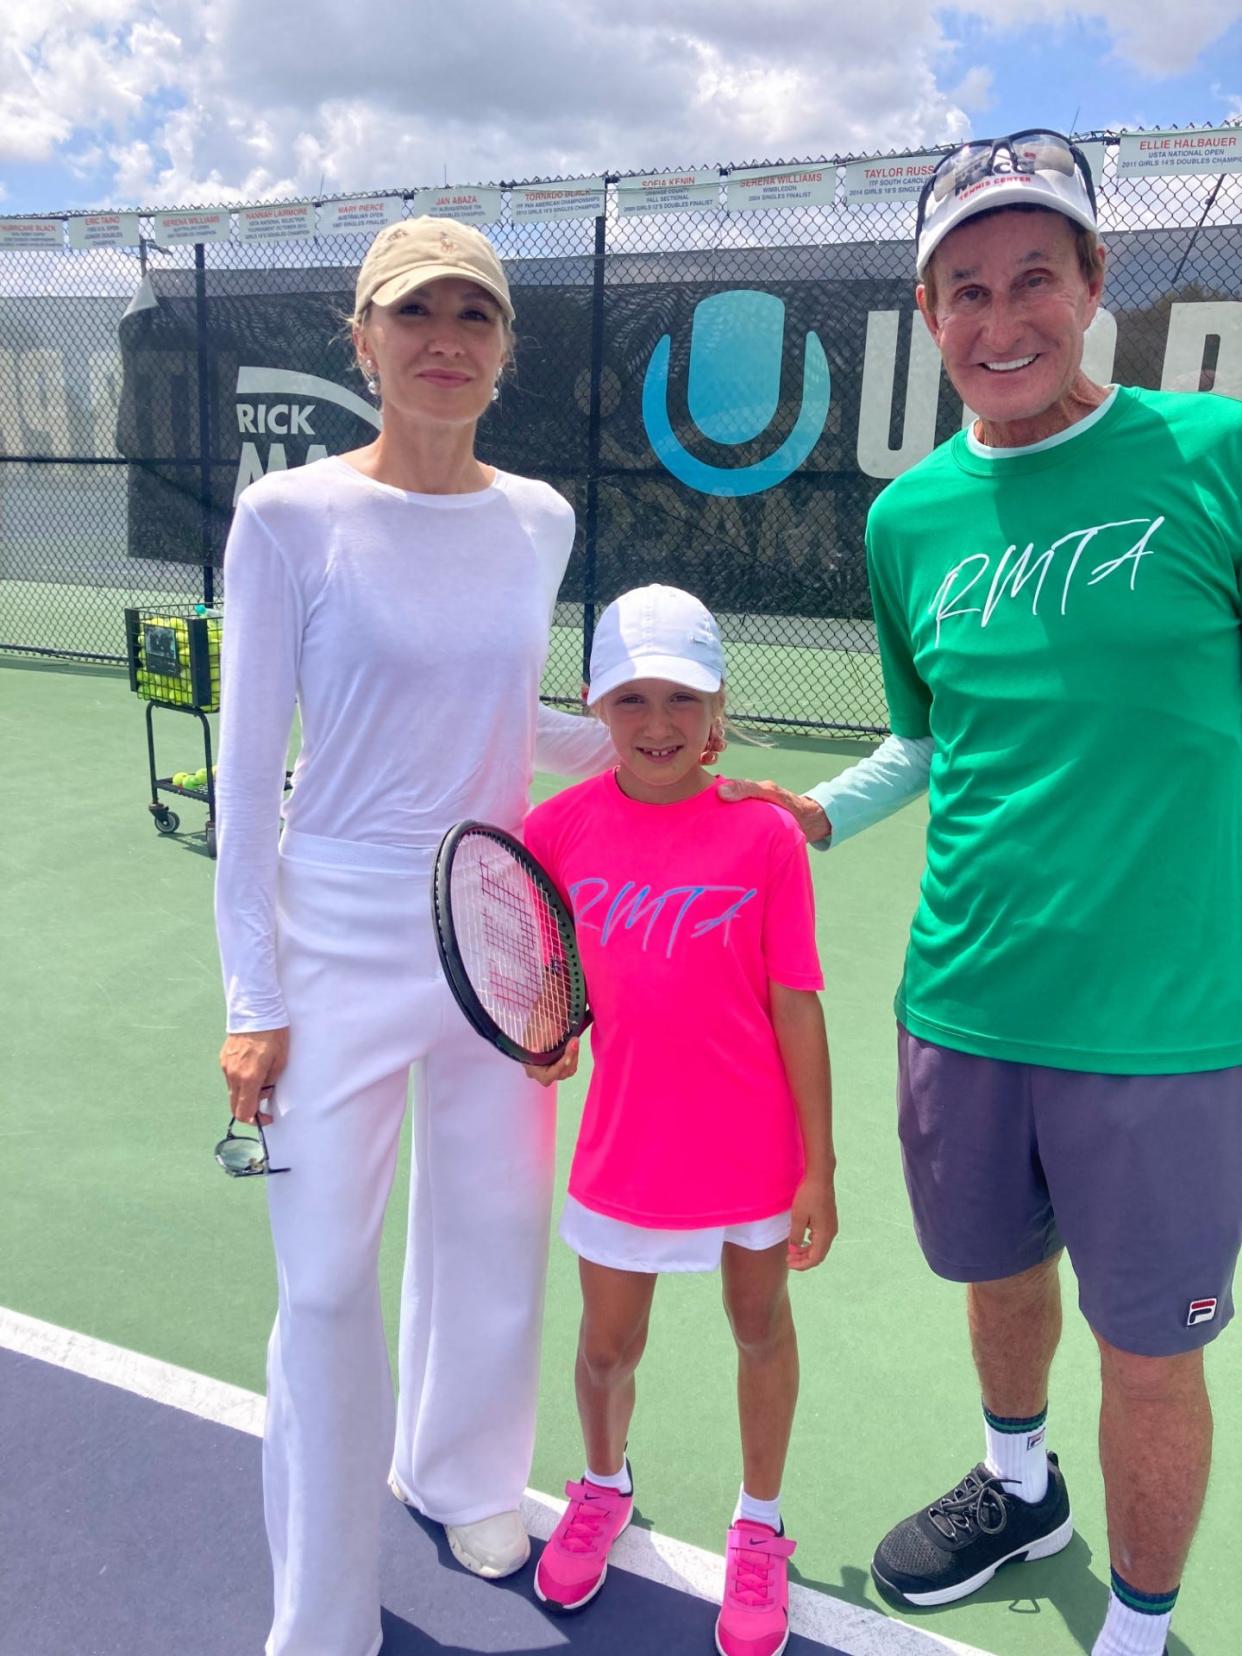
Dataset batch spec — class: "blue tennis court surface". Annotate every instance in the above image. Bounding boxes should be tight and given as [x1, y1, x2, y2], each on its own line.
[0, 1330, 990, 1656]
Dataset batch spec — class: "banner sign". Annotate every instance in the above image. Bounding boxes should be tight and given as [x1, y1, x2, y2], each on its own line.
[617, 172, 720, 216]
[237, 202, 316, 242]
[509, 180, 606, 223]
[317, 195, 403, 236]
[843, 143, 1106, 203]
[67, 213, 142, 249]
[412, 186, 502, 224]
[843, 154, 939, 203]
[152, 210, 232, 245]
[0, 219, 64, 249]
[1117, 127, 1242, 177]
[726, 166, 837, 212]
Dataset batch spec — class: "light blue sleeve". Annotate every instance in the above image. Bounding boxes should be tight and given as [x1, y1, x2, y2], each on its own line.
[805, 733, 932, 850]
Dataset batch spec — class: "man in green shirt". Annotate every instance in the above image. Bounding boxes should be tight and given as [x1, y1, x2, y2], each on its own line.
[724, 131, 1241, 1656]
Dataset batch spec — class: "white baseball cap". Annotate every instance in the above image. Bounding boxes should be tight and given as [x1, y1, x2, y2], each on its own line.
[588, 585, 725, 704]
[916, 132, 1098, 277]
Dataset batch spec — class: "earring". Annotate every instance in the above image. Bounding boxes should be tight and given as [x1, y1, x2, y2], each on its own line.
[364, 362, 379, 396]
[491, 380, 501, 403]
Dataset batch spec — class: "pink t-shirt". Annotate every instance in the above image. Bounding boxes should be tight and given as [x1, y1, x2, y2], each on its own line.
[523, 773, 824, 1229]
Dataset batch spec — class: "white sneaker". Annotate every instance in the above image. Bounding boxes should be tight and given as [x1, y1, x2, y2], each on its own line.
[444, 1510, 530, 1579]
[388, 1474, 529, 1580]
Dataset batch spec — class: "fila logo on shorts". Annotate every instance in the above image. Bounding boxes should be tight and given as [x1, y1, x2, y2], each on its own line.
[1186, 1298, 1218, 1328]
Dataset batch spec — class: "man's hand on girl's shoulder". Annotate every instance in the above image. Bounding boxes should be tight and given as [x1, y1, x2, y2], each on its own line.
[718, 779, 831, 844]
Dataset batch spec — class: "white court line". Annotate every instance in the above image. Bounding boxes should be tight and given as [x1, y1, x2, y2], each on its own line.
[2, 1307, 993, 1656]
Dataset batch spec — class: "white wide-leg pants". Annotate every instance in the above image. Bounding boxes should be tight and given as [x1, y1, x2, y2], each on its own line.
[261, 830, 556, 1656]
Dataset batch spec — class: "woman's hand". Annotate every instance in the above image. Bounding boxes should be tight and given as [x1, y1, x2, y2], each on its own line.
[523, 1036, 580, 1088]
[787, 1170, 838, 1270]
[220, 1027, 291, 1124]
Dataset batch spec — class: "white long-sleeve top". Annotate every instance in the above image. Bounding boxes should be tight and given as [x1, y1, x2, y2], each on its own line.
[214, 457, 615, 1031]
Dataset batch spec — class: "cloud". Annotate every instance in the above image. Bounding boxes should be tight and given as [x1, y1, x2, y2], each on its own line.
[66, 143, 105, 178]
[952, 1, 1239, 79]
[0, 5, 182, 163]
[1088, 2, 1239, 77]
[948, 65, 994, 115]
[2, 1, 1237, 210]
[4, 0, 988, 205]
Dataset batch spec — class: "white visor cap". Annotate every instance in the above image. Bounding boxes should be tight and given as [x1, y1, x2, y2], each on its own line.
[917, 164, 1097, 277]
[588, 584, 725, 704]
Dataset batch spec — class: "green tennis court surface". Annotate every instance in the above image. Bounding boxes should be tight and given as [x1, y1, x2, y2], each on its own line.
[2, 656, 1237, 1656]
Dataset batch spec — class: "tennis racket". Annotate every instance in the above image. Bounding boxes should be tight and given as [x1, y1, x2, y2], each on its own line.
[432, 820, 589, 1066]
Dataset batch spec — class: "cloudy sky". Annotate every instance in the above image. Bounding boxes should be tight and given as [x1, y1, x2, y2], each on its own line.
[1, 1, 1240, 214]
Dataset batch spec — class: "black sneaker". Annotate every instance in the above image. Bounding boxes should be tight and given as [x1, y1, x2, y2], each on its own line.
[871, 1453, 1072, 1607]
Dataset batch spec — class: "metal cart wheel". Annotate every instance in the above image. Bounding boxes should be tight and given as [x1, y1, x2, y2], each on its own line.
[153, 808, 180, 835]
[205, 821, 217, 859]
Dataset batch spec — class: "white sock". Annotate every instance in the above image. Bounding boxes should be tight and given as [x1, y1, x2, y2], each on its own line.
[1092, 1584, 1175, 1656]
[734, 1486, 782, 1531]
[983, 1403, 1049, 1504]
[584, 1461, 631, 1494]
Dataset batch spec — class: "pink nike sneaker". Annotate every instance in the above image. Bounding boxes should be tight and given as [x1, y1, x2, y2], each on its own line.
[533, 1476, 634, 1613]
[715, 1520, 797, 1656]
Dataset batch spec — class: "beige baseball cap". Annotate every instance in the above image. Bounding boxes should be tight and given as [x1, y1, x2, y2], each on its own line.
[354, 217, 514, 321]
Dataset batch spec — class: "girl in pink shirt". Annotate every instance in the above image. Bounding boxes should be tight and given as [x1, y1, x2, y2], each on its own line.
[522, 585, 836, 1656]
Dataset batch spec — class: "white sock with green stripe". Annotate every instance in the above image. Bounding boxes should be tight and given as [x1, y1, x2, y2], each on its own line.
[982, 1402, 1049, 1504]
[1091, 1570, 1177, 1655]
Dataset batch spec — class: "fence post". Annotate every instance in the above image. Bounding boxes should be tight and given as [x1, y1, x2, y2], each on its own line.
[581, 206, 607, 686]
[194, 244, 215, 606]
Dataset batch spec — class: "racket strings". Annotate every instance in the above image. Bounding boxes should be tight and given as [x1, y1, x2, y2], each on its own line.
[454, 838, 576, 1055]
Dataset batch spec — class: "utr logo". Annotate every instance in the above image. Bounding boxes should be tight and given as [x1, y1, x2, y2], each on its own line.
[641, 289, 830, 498]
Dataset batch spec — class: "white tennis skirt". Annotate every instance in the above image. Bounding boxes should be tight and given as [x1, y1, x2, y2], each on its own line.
[559, 1195, 791, 1273]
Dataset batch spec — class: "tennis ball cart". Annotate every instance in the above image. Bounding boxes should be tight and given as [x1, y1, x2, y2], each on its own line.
[125, 605, 223, 858]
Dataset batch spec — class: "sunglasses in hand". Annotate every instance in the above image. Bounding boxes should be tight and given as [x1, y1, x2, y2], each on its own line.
[214, 1088, 288, 1177]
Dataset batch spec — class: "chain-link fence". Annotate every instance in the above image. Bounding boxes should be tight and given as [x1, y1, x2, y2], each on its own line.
[2, 134, 1239, 734]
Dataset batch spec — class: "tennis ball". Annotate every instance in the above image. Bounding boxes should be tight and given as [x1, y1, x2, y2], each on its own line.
[171, 771, 189, 788]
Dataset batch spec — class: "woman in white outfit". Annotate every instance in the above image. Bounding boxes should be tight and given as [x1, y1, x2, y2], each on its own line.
[214, 216, 615, 1656]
